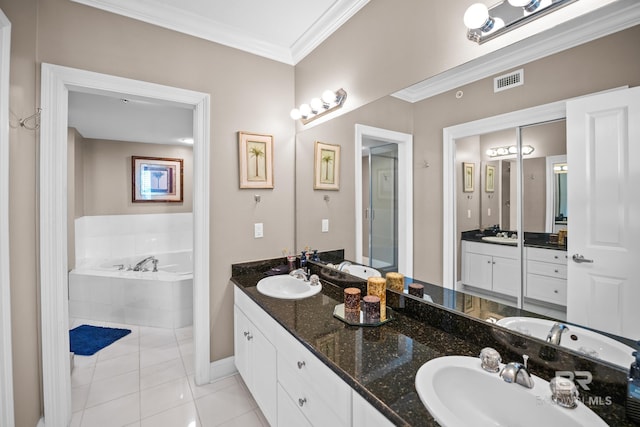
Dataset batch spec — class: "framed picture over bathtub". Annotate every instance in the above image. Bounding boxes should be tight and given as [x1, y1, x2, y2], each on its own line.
[132, 156, 184, 203]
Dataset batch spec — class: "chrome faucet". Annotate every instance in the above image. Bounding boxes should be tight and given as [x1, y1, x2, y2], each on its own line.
[500, 361, 534, 388]
[546, 322, 569, 345]
[289, 268, 309, 281]
[133, 256, 158, 272]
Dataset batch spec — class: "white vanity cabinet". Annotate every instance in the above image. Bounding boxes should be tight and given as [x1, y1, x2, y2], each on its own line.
[234, 289, 277, 426]
[461, 241, 519, 297]
[525, 247, 568, 306]
[234, 285, 397, 427]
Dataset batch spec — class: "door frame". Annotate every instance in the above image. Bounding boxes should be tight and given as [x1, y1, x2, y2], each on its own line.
[0, 8, 13, 427]
[39, 64, 211, 426]
[355, 124, 413, 277]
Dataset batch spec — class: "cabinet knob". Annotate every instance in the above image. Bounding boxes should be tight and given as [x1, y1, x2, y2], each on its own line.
[297, 361, 306, 369]
[298, 397, 307, 407]
[554, 290, 559, 294]
[246, 334, 253, 341]
[554, 269, 559, 273]
[243, 331, 249, 337]
[487, 260, 491, 264]
[554, 255, 558, 259]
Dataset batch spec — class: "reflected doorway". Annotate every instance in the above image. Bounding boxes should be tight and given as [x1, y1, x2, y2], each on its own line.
[362, 142, 398, 272]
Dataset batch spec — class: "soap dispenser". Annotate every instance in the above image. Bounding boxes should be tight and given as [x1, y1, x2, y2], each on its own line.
[627, 347, 640, 423]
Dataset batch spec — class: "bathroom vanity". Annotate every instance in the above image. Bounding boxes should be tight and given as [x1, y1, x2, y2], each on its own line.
[231, 256, 632, 427]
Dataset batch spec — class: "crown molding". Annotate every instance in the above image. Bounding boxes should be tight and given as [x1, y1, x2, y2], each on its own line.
[392, 0, 640, 103]
[71, 0, 369, 65]
[291, 0, 370, 64]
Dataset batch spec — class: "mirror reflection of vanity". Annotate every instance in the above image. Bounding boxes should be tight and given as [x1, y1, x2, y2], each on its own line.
[294, 26, 640, 369]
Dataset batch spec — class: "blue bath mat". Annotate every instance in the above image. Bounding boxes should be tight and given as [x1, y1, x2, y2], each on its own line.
[69, 325, 131, 356]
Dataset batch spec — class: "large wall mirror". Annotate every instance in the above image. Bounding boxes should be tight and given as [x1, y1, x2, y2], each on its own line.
[295, 25, 640, 370]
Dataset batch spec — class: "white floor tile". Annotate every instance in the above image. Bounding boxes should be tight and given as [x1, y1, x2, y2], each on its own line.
[140, 343, 181, 368]
[254, 408, 269, 427]
[174, 325, 193, 343]
[141, 401, 200, 427]
[70, 411, 83, 427]
[71, 364, 95, 388]
[73, 354, 98, 368]
[140, 376, 192, 419]
[71, 384, 90, 413]
[86, 370, 140, 408]
[217, 410, 263, 427]
[188, 374, 238, 400]
[81, 392, 140, 427]
[93, 352, 140, 382]
[140, 357, 186, 390]
[195, 381, 257, 427]
[97, 340, 140, 362]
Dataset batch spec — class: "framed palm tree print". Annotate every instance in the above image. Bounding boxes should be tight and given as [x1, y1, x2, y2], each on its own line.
[132, 156, 183, 203]
[238, 132, 274, 189]
[314, 141, 340, 190]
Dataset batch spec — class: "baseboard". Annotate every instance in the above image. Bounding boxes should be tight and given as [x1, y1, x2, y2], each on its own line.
[37, 417, 45, 427]
[209, 356, 237, 383]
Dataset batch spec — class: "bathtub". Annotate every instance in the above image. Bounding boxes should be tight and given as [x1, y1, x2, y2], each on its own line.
[68, 251, 193, 328]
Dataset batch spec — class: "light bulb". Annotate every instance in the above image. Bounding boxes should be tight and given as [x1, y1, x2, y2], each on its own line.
[322, 90, 336, 104]
[464, 3, 490, 30]
[508, 0, 541, 13]
[290, 108, 302, 120]
[508, 0, 531, 6]
[497, 147, 509, 156]
[522, 145, 534, 155]
[486, 149, 497, 157]
[508, 146, 518, 154]
[310, 98, 323, 112]
[299, 104, 311, 117]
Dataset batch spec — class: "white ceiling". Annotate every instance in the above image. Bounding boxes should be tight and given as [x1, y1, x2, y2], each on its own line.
[70, 0, 370, 65]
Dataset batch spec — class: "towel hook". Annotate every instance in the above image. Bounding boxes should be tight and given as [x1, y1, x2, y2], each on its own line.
[19, 108, 42, 131]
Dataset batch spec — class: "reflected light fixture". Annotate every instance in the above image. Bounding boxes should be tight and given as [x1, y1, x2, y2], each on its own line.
[464, 0, 576, 44]
[290, 88, 347, 125]
[486, 144, 534, 157]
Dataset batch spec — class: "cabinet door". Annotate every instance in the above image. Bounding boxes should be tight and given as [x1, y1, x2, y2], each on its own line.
[233, 305, 250, 381]
[278, 384, 312, 427]
[250, 323, 277, 426]
[463, 252, 493, 290]
[352, 391, 394, 427]
[492, 256, 520, 296]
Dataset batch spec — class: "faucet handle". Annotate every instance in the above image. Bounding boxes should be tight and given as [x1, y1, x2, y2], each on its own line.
[550, 377, 579, 408]
[479, 347, 501, 373]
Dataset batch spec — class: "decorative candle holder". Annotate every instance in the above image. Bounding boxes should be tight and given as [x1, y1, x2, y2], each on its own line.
[386, 272, 404, 292]
[362, 295, 380, 323]
[408, 283, 424, 298]
[344, 287, 361, 312]
[367, 277, 386, 320]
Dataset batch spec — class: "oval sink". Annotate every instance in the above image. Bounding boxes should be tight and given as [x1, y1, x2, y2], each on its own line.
[342, 264, 381, 280]
[482, 235, 518, 245]
[415, 356, 607, 427]
[496, 317, 635, 368]
[256, 275, 322, 300]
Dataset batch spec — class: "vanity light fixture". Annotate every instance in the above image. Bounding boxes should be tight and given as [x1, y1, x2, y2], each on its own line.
[486, 144, 534, 157]
[464, 0, 577, 44]
[290, 88, 347, 125]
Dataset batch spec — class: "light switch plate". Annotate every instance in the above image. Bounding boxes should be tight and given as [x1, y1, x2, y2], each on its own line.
[254, 223, 263, 238]
[322, 219, 329, 233]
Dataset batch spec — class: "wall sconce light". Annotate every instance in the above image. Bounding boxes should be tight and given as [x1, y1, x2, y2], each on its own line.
[290, 89, 347, 125]
[486, 144, 534, 157]
[464, 0, 577, 44]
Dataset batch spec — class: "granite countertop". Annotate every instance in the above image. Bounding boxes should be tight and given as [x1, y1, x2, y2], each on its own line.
[461, 230, 568, 251]
[230, 257, 633, 427]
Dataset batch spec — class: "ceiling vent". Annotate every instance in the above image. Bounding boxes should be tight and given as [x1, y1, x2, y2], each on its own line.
[494, 69, 524, 93]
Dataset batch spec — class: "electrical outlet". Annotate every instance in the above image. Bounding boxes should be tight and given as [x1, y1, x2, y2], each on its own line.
[322, 219, 329, 233]
[254, 223, 263, 238]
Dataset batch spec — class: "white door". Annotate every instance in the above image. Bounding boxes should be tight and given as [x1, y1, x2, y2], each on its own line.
[566, 87, 640, 339]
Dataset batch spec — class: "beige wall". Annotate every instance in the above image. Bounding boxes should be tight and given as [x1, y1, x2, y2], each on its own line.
[4, 0, 295, 423]
[81, 138, 193, 216]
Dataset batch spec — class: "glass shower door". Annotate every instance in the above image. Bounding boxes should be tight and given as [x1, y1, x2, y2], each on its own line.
[368, 144, 398, 271]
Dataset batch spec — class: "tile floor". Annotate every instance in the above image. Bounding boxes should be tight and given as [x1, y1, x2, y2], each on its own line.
[69, 319, 268, 427]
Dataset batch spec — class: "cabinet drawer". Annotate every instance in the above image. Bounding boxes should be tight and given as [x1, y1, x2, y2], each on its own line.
[527, 260, 567, 279]
[526, 274, 567, 305]
[526, 247, 568, 265]
[276, 329, 350, 426]
[278, 383, 312, 427]
[463, 240, 518, 259]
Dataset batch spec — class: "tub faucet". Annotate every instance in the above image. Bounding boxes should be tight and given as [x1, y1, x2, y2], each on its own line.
[337, 261, 352, 271]
[546, 322, 569, 345]
[133, 256, 157, 272]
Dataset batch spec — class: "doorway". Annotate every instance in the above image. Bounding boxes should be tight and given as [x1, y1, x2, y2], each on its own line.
[39, 64, 210, 427]
[362, 141, 398, 272]
[355, 124, 412, 277]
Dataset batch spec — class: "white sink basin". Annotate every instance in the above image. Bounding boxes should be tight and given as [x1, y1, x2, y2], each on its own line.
[482, 235, 518, 245]
[342, 264, 381, 280]
[497, 317, 635, 368]
[415, 356, 607, 427]
[256, 275, 322, 300]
